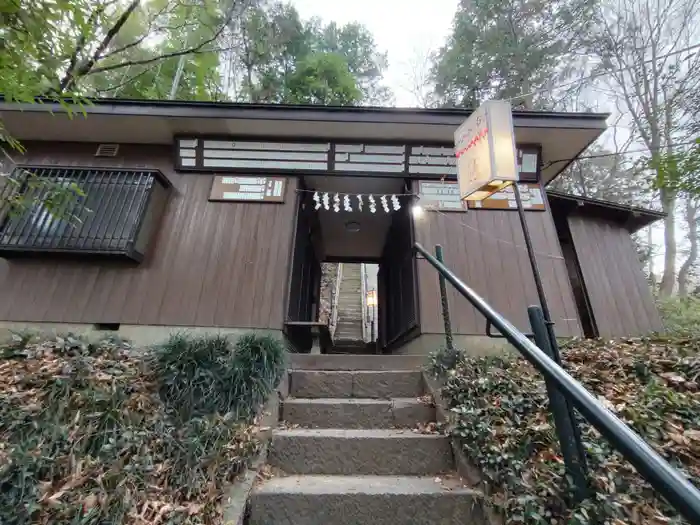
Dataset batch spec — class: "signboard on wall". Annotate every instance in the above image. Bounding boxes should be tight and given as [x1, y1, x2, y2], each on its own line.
[209, 176, 287, 203]
[454, 100, 520, 201]
[417, 181, 545, 212]
[416, 181, 468, 211]
[467, 183, 546, 211]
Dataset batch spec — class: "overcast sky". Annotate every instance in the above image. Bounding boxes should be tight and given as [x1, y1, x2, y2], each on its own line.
[290, 0, 459, 107]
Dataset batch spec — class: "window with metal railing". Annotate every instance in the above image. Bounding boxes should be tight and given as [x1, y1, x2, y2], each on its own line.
[0, 166, 170, 261]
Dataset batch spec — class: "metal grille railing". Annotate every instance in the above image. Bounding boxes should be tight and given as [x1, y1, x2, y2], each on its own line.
[0, 166, 158, 254]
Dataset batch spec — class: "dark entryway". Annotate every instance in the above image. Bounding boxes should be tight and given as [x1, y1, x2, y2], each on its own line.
[552, 208, 598, 338]
[285, 176, 419, 353]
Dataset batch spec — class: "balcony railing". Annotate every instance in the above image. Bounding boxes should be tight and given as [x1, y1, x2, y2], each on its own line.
[0, 166, 170, 261]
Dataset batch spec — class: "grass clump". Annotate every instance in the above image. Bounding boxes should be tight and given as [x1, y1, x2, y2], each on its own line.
[0, 331, 286, 524]
[432, 337, 700, 524]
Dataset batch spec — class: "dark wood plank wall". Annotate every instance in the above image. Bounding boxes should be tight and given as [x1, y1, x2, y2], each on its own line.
[0, 142, 298, 329]
[415, 206, 582, 337]
[567, 213, 664, 336]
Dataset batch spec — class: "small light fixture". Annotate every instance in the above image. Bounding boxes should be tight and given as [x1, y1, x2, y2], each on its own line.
[366, 290, 377, 307]
[412, 205, 424, 218]
[345, 221, 361, 233]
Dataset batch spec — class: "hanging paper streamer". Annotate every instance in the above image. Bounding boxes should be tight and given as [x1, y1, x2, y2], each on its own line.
[311, 191, 405, 213]
[381, 195, 390, 213]
[333, 193, 340, 212]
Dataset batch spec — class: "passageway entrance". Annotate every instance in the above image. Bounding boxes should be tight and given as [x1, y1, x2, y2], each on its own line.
[284, 176, 419, 353]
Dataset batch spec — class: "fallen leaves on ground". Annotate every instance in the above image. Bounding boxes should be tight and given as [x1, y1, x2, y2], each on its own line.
[0, 333, 282, 525]
[432, 336, 700, 524]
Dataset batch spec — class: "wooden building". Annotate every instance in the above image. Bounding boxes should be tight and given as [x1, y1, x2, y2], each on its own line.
[0, 99, 664, 351]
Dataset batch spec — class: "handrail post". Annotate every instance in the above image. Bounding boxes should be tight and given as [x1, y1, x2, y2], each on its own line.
[414, 242, 700, 522]
[528, 305, 590, 502]
[435, 245, 454, 351]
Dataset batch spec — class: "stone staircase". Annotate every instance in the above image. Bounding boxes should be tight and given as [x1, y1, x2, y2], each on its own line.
[248, 357, 484, 525]
[333, 263, 364, 344]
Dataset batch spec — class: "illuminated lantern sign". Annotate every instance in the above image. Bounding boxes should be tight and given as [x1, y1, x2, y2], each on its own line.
[454, 100, 520, 201]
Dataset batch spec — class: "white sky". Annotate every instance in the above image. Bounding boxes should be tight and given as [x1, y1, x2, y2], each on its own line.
[290, 0, 459, 107]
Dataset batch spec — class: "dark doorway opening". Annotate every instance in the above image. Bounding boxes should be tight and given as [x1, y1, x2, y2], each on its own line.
[553, 211, 598, 338]
[284, 176, 419, 353]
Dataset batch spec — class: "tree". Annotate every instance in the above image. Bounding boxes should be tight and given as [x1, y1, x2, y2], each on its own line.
[431, 0, 597, 109]
[83, 1, 226, 100]
[286, 53, 361, 105]
[587, 0, 700, 296]
[223, 1, 392, 105]
[1, 0, 240, 216]
[549, 147, 652, 205]
[311, 22, 393, 106]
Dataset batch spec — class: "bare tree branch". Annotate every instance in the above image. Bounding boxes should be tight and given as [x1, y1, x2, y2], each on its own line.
[59, 0, 142, 92]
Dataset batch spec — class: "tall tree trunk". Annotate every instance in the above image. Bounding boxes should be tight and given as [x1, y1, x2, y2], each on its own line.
[678, 199, 699, 296]
[659, 101, 678, 296]
[648, 226, 657, 289]
[659, 187, 677, 296]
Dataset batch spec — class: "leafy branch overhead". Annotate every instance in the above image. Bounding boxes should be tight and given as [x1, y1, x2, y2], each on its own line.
[1, 0, 236, 101]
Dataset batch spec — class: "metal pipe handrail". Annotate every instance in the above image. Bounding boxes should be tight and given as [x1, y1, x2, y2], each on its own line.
[415, 242, 700, 523]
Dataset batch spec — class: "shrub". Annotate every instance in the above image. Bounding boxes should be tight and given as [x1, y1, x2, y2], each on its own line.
[0, 331, 285, 525]
[438, 337, 700, 524]
[658, 296, 700, 337]
[427, 345, 464, 378]
[151, 332, 287, 422]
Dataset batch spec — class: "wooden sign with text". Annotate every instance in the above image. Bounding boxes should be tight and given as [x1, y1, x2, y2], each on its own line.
[467, 183, 546, 211]
[416, 181, 468, 211]
[209, 176, 287, 203]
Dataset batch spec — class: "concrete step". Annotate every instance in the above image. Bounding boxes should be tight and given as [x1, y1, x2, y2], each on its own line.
[282, 398, 435, 429]
[268, 429, 452, 475]
[249, 475, 483, 525]
[289, 354, 425, 371]
[289, 370, 424, 399]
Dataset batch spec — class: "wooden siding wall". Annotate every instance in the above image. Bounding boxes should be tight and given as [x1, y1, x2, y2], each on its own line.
[567, 214, 664, 337]
[415, 206, 582, 337]
[0, 142, 298, 329]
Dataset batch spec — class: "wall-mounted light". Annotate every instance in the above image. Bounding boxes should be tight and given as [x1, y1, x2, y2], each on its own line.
[366, 289, 377, 307]
[411, 205, 424, 218]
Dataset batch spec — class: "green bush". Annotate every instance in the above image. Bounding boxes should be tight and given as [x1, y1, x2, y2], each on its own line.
[437, 337, 700, 524]
[427, 345, 464, 378]
[659, 296, 700, 337]
[0, 331, 286, 525]
[151, 332, 287, 422]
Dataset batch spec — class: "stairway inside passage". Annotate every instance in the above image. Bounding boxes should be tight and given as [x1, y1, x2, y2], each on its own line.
[248, 356, 485, 525]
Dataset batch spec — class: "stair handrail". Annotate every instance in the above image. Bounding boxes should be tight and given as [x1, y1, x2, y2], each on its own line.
[415, 242, 700, 523]
[329, 263, 342, 340]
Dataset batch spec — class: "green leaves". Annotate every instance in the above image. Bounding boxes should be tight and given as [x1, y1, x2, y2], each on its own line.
[287, 53, 362, 106]
[151, 332, 287, 422]
[651, 139, 700, 196]
[431, 0, 596, 108]
[434, 337, 700, 523]
[0, 331, 283, 524]
[236, 3, 391, 105]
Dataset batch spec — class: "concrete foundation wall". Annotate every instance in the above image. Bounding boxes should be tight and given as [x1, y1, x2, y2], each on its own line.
[0, 321, 284, 348]
[394, 333, 515, 358]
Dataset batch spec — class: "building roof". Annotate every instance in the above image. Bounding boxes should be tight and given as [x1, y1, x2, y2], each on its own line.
[546, 190, 665, 231]
[0, 98, 609, 185]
